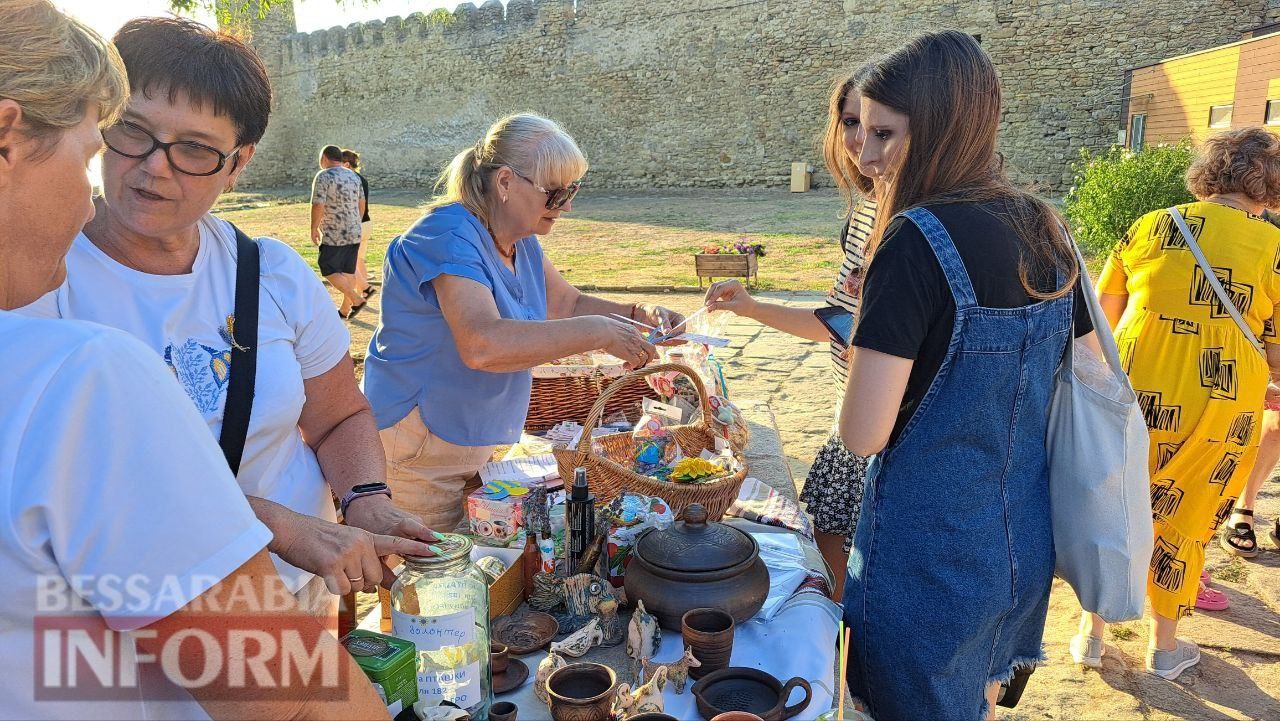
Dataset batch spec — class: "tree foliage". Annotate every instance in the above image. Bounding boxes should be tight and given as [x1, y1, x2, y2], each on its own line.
[1064, 142, 1196, 256]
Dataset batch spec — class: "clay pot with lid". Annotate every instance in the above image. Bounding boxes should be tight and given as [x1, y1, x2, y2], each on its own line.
[623, 503, 768, 630]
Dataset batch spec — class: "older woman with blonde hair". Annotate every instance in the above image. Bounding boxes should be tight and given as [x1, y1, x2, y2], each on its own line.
[0, 2, 387, 718]
[1075, 127, 1280, 680]
[365, 113, 683, 531]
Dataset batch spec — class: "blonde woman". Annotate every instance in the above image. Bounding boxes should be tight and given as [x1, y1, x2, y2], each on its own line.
[364, 113, 683, 531]
[0, 2, 386, 717]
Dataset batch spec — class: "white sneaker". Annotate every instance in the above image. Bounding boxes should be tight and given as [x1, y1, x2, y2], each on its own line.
[1146, 639, 1201, 680]
[1069, 633, 1105, 669]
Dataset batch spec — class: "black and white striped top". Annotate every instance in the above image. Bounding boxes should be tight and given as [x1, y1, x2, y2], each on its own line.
[827, 198, 877, 389]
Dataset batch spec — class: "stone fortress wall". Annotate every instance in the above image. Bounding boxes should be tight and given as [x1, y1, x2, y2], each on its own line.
[230, 0, 1280, 192]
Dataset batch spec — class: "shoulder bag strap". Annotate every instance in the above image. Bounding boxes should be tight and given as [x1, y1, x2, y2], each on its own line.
[1166, 207, 1266, 358]
[1061, 226, 1131, 392]
[219, 223, 260, 475]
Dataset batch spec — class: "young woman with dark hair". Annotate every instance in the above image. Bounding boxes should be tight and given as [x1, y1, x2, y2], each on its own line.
[703, 65, 879, 595]
[836, 31, 1100, 720]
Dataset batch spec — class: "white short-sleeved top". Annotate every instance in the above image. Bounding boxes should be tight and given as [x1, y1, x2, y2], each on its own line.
[0, 312, 272, 719]
[21, 214, 349, 593]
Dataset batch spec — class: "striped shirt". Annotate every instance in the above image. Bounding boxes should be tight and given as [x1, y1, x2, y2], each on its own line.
[827, 198, 877, 389]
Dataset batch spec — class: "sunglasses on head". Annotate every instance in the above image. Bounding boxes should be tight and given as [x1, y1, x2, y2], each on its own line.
[512, 169, 582, 210]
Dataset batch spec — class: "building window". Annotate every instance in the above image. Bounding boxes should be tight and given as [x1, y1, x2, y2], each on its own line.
[1208, 105, 1233, 128]
[1130, 114, 1146, 151]
[1267, 100, 1280, 126]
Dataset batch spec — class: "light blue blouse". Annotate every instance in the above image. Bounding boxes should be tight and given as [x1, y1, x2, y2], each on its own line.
[363, 203, 548, 446]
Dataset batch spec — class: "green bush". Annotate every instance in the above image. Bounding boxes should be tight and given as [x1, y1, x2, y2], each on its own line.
[1064, 143, 1196, 256]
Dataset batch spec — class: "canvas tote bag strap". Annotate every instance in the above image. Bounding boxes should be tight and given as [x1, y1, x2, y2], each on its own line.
[1061, 225, 1129, 383]
[218, 223, 260, 476]
[1166, 207, 1266, 358]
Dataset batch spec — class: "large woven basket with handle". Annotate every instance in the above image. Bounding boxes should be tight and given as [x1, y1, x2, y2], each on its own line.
[551, 363, 748, 521]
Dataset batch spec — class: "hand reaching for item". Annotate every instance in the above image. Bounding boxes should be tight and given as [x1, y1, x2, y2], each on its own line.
[599, 316, 659, 369]
[703, 279, 756, 317]
[273, 509, 438, 596]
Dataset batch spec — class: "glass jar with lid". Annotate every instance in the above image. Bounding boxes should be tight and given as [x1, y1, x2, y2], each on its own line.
[390, 533, 493, 719]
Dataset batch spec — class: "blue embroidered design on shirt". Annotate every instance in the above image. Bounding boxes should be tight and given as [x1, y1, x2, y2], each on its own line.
[163, 336, 233, 414]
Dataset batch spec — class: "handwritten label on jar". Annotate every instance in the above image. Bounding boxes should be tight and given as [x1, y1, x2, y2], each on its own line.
[392, 608, 481, 708]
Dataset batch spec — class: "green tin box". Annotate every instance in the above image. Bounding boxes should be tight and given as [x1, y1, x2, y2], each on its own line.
[342, 630, 419, 713]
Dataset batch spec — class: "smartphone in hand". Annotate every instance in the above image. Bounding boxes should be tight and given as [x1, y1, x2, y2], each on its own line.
[814, 305, 854, 347]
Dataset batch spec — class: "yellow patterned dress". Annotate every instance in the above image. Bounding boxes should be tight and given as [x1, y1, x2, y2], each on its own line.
[1099, 201, 1280, 619]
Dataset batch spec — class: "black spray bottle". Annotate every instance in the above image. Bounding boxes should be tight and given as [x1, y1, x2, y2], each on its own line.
[566, 466, 596, 575]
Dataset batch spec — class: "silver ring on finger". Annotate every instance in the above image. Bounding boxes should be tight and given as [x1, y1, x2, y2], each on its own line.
[348, 575, 364, 584]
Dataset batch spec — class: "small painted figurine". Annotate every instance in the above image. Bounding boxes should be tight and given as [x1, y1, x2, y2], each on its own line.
[626, 599, 662, 683]
[522, 485, 551, 538]
[614, 665, 668, 719]
[535, 650, 567, 707]
[641, 645, 701, 693]
[549, 617, 603, 658]
[597, 597, 626, 647]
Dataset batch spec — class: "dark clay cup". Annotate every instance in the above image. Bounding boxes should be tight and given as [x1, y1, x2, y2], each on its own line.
[628, 714, 681, 721]
[489, 701, 518, 721]
[682, 607, 735, 680]
[490, 642, 509, 675]
[546, 663, 617, 721]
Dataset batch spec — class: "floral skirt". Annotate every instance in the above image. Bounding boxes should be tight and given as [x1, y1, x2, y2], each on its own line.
[799, 432, 870, 552]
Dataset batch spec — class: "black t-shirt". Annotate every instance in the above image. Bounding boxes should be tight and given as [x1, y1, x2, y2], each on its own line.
[357, 172, 370, 222]
[851, 200, 1094, 445]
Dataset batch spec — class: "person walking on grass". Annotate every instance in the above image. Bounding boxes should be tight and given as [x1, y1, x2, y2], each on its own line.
[311, 144, 366, 318]
[342, 148, 375, 300]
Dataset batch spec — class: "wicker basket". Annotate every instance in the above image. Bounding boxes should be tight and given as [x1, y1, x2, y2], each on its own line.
[551, 363, 748, 521]
[526, 370, 657, 433]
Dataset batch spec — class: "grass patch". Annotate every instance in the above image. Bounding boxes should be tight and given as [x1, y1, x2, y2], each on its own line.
[1108, 624, 1139, 642]
[215, 187, 1100, 291]
[1211, 558, 1249, 584]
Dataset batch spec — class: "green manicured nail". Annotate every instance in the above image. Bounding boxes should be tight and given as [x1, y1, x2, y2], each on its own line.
[427, 544, 444, 555]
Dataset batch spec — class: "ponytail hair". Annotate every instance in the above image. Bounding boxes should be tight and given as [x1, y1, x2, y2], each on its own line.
[431, 113, 588, 227]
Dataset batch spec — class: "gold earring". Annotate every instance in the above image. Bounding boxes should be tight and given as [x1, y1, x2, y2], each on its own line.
[502, 195, 508, 203]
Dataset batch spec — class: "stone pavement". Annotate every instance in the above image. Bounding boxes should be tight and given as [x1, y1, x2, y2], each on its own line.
[343, 288, 1280, 719]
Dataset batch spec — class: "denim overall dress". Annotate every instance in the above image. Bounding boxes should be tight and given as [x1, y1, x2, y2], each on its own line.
[842, 207, 1070, 721]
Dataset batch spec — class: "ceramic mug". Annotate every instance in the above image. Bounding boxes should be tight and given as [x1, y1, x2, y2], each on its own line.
[546, 662, 617, 721]
[710, 713, 765, 721]
[628, 714, 681, 721]
[681, 608, 735, 680]
[491, 642, 510, 675]
[489, 701, 518, 721]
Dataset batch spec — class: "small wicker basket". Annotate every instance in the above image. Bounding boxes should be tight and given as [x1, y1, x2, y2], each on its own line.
[551, 363, 748, 521]
[525, 365, 656, 433]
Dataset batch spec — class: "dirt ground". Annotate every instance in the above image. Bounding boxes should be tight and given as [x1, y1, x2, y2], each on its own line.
[337, 287, 1280, 721]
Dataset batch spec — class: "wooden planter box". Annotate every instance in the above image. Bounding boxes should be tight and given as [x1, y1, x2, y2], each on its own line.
[695, 253, 759, 288]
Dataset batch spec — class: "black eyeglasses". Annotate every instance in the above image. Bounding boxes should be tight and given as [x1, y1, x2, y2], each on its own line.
[512, 169, 582, 210]
[102, 121, 241, 177]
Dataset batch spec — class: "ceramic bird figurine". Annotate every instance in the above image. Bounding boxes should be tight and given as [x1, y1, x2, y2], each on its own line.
[597, 597, 626, 647]
[549, 617, 603, 658]
[641, 645, 701, 693]
[535, 650, 567, 707]
[626, 599, 661, 683]
[614, 665, 668, 719]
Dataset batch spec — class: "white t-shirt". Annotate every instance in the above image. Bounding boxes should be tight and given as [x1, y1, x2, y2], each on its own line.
[21, 215, 349, 592]
[0, 311, 273, 719]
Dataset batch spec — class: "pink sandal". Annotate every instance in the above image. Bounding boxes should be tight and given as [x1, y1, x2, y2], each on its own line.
[1196, 572, 1229, 611]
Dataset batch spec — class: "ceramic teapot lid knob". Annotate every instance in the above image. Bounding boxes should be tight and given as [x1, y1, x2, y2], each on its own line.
[684, 504, 708, 525]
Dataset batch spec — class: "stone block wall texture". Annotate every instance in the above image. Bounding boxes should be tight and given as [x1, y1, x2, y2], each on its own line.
[231, 0, 1275, 191]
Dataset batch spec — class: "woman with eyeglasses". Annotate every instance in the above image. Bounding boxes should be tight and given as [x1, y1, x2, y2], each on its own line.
[20, 16, 439, 632]
[364, 113, 683, 532]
